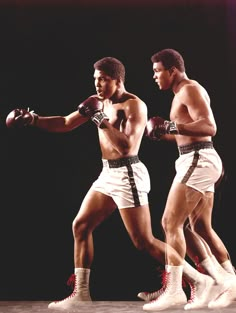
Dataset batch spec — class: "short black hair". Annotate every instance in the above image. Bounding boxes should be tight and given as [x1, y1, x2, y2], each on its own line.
[151, 49, 185, 72]
[94, 57, 125, 82]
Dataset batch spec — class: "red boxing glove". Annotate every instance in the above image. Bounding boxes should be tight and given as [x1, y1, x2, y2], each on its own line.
[78, 96, 108, 128]
[6, 108, 38, 128]
[145, 116, 179, 140]
[78, 96, 103, 117]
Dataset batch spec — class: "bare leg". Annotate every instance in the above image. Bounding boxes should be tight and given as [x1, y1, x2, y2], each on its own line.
[185, 223, 210, 265]
[73, 191, 116, 268]
[188, 192, 231, 264]
[119, 204, 182, 265]
[48, 189, 117, 309]
[161, 182, 202, 264]
[120, 204, 187, 311]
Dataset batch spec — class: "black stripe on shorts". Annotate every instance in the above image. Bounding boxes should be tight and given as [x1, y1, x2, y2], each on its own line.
[181, 151, 200, 184]
[126, 163, 141, 207]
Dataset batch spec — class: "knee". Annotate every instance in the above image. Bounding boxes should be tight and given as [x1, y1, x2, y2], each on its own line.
[161, 215, 183, 235]
[131, 234, 154, 253]
[72, 217, 90, 240]
[161, 215, 174, 233]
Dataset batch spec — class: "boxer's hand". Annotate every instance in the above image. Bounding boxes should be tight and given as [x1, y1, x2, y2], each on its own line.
[78, 96, 103, 117]
[6, 108, 38, 128]
[145, 116, 179, 140]
[78, 96, 108, 128]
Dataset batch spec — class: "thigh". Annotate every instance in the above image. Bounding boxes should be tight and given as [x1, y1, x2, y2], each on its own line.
[163, 181, 203, 227]
[119, 204, 153, 240]
[189, 191, 214, 228]
[74, 186, 117, 231]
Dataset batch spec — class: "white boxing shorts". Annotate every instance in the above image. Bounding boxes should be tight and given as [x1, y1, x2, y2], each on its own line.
[174, 141, 223, 193]
[92, 155, 151, 209]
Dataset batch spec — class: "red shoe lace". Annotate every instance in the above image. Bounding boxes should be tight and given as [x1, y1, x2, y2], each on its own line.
[187, 280, 196, 303]
[147, 268, 169, 303]
[67, 274, 76, 289]
[52, 274, 77, 304]
[158, 266, 187, 288]
[157, 267, 168, 286]
[194, 256, 206, 274]
[159, 268, 169, 291]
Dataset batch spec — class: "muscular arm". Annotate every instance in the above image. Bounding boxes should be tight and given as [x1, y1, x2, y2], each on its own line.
[100, 99, 147, 156]
[35, 111, 89, 133]
[175, 85, 217, 137]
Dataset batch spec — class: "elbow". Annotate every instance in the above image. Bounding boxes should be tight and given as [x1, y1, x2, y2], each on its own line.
[206, 119, 217, 137]
[210, 130, 217, 137]
[209, 124, 217, 137]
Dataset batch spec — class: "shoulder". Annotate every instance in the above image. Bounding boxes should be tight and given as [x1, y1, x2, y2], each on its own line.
[124, 94, 147, 113]
[177, 80, 210, 109]
[121, 92, 146, 105]
[181, 80, 206, 92]
[117, 93, 147, 119]
[179, 80, 208, 98]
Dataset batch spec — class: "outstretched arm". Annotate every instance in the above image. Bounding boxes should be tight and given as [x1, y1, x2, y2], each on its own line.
[5, 97, 106, 133]
[34, 111, 88, 132]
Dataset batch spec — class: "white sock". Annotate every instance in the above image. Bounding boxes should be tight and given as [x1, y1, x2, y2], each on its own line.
[221, 259, 236, 275]
[183, 260, 207, 283]
[165, 265, 183, 292]
[74, 268, 91, 295]
[200, 255, 227, 283]
[210, 255, 235, 277]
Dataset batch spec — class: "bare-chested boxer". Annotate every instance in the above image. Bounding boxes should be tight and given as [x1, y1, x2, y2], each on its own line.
[142, 48, 236, 311]
[6, 56, 189, 310]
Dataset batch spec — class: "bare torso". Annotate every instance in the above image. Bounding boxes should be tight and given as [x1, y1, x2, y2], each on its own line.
[170, 78, 216, 146]
[97, 92, 147, 159]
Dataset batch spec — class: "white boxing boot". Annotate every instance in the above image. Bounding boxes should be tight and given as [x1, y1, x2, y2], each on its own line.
[48, 268, 92, 310]
[137, 269, 168, 301]
[143, 265, 187, 311]
[183, 259, 235, 310]
[208, 276, 236, 309]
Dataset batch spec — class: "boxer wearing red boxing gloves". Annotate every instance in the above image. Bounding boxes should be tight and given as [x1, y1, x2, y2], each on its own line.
[140, 49, 236, 311]
[6, 57, 191, 310]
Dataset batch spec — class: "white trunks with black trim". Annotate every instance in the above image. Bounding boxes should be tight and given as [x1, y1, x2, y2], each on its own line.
[92, 155, 151, 209]
[174, 141, 223, 193]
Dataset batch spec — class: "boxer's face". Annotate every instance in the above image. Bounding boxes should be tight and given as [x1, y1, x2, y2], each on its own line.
[153, 62, 173, 90]
[94, 69, 118, 100]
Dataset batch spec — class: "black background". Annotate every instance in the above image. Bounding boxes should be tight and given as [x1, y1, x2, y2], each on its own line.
[0, 0, 235, 301]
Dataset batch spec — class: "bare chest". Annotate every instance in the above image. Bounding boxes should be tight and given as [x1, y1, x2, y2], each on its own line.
[103, 104, 126, 129]
[170, 97, 188, 122]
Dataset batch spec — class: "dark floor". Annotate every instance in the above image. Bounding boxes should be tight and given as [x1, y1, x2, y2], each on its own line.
[0, 301, 236, 313]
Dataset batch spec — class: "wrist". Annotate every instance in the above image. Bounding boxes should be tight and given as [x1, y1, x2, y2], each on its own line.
[29, 113, 39, 126]
[165, 120, 179, 134]
[91, 111, 109, 128]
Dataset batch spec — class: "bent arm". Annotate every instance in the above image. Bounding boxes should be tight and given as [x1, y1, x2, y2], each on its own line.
[176, 85, 217, 137]
[100, 99, 147, 156]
